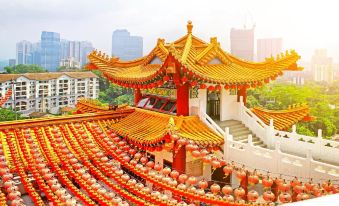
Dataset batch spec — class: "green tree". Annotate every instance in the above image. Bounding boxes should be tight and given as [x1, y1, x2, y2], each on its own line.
[0, 108, 24, 121]
[98, 84, 133, 105]
[4, 64, 47, 74]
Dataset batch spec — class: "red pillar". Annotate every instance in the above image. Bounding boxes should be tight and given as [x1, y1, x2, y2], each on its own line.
[134, 89, 142, 106]
[240, 172, 248, 201]
[237, 87, 247, 105]
[172, 145, 186, 173]
[176, 83, 189, 116]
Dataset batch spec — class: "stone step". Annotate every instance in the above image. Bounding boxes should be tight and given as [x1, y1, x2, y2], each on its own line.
[229, 126, 249, 133]
[217, 119, 268, 149]
[231, 130, 253, 137]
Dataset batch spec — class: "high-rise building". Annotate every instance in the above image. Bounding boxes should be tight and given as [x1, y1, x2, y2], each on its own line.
[8, 59, 16, 67]
[111, 29, 143, 60]
[311, 49, 334, 83]
[257, 38, 283, 61]
[16, 40, 33, 65]
[230, 27, 254, 61]
[60, 40, 93, 67]
[40, 31, 61, 71]
[80, 41, 94, 66]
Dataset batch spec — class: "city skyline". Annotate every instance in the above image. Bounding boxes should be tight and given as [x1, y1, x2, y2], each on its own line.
[1, 0, 339, 63]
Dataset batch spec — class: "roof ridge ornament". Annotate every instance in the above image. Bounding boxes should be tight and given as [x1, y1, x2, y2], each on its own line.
[187, 20, 193, 34]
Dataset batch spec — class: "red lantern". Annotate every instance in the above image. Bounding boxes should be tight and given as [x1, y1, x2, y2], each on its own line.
[190, 81, 197, 87]
[296, 193, 310, 201]
[200, 84, 206, 89]
[279, 192, 292, 203]
[278, 181, 291, 192]
[178, 174, 188, 183]
[293, 185, 305, 194]
[263, 190, 275, 202]
[162, 167, 171, 176]
[170, 170, 179, 179]
[234, 187, 245, 199]
[262, 176, 273, 188]
[222, 185, 233, 195]
[247, 190, 259, 202]
[154, 163, 162, 171]
[211, 160, 221, 169]
[208, 85, 215, 91]
[223, 194, 234, 202]
[181, 76, 188, 84]
[198, 180, 208, 189]
[291, 177, 301, 187]
[210, 183, 221, 194]
[248, 173, 259, 185]
[236, 170, 246, 181]
[163, 75, 170, 82]
[187, 176, 197, 185]
[304, 181, 315, 192]
[223, 165, 233, 176]
[191, 150, 201, 158]
[202, 155, 212, 164]
[215, 85, 221, 90]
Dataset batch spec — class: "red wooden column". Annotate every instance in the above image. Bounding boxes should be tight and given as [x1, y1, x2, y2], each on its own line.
[176, 83, 189, 116]
[237, 87, 247, 105]
[172, 82, 189, 173]
[133, 88, 142, 106]
[172, 146, 186, 173]
[240, 172, 248, 201]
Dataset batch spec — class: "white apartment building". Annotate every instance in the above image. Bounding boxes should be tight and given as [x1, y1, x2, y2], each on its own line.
[0, 72, 99, 116]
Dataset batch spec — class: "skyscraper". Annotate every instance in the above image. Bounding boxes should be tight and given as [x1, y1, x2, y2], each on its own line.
[80, 41, 94, 66]
[60, 40, 93, 67]
[311, 49, 334, 83]
[230, 27, 254, 61]
[112, 29, 143, 60]
[257, 38, 283, 61]
[16, 40, 33, 65]
[40, 31, 61, 71]
[8, 59, 16, 67]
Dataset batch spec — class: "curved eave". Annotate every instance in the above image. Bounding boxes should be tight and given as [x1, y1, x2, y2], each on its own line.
[251, 105, 310, 131]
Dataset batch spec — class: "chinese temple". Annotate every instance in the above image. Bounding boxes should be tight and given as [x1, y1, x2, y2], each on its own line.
[0, 21, 337, 206]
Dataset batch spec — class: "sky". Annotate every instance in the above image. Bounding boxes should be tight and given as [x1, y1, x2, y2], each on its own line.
[1, 0, 339, 62]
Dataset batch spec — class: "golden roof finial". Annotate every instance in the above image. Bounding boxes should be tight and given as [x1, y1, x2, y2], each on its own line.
[187, 20, 193, 34]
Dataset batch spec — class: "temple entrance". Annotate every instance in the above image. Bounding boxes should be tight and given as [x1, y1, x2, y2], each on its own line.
[206, 90, 220, 120]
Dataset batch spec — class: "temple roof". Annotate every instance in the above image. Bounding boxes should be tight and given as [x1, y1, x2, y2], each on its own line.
[88, 21, 302, 88]
[107, 108, 224, 147]
[251, 104, 310, 130]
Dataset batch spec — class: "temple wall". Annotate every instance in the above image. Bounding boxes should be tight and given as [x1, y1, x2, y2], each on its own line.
[220, 89, 239, 121]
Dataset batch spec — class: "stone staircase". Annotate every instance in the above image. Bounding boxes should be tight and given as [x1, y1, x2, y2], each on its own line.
[215, 120, 267, 148]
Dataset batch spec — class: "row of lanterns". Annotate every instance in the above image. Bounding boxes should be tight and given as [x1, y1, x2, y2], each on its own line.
[0, 140, 25, 206]
[80, 122, 195, 206]
[88, 123, 256, 205]
[16, 129, 75, 206]
[90, 122, 338, 204]
[3, 131, 46, 206]
[32, 127, 98, 206]
[49, 126, 129, 206]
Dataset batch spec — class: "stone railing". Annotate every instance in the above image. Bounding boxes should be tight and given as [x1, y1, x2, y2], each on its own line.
[198, 109, 338, 181]
[225, 135, 339, 182]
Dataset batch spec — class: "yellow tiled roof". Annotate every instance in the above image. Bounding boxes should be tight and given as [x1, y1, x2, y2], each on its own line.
[108, 108, 224, 146]
[88, 21, 301, 86]
[251, 104, 310, 131]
